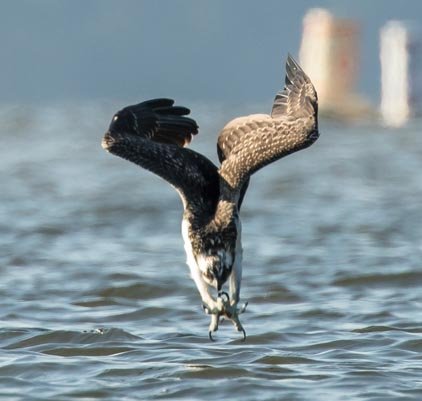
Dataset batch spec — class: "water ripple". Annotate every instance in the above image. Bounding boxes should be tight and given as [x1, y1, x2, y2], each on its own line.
[1, 109, 422, 400]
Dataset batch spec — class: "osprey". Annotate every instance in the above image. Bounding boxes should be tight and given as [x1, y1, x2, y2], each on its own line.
[102, 55, 319, 340]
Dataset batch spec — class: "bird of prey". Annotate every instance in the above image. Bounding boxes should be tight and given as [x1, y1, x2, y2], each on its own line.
[102, 55, 319, 341]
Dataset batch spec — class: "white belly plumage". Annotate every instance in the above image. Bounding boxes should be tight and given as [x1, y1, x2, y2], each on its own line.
[181, 217, 242, 290]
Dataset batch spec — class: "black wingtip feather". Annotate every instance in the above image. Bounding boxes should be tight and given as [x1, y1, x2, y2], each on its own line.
[155, 106, 191, 116]
[108, 97, 199, 148]
[135, 98, 175, 110]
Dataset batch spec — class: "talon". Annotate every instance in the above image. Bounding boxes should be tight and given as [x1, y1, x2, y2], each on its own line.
[208, 312, 220, 340]
[240, 327, 246, 342]
[203, 299, 248, 341]
[234, 321, 247, 342]
[239, 301, 248, 314]
[218, 291, 230, 302]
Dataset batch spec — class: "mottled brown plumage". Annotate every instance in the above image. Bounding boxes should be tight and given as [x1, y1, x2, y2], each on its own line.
[218, 55, 318, 198]
[102, 55, 319, 340]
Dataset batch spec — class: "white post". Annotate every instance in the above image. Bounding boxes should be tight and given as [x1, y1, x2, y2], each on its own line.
[380, 21, 410, 127]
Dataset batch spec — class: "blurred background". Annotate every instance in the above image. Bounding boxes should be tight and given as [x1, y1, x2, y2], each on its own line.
[1, 0, 422, 124]
[1, 2, 422, 401]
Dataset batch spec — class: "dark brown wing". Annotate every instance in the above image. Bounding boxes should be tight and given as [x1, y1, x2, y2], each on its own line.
[217, 55, 319, 200]
[102, 98, 220, 217]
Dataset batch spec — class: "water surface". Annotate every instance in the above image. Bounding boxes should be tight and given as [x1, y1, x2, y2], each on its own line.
[1, 104, 421, 400]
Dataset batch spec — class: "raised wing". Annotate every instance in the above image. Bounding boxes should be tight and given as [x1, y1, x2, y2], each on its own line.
[102, 98, 220, 217]
[217, 55, 319, 200]
[217, 140, 249, 210]
[271, 54, 318, 119]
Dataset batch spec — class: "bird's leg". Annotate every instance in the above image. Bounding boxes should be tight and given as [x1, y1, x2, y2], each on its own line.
[228, 256, 248, 313]
[190, 268, 232, 339]
[204, 296, 225, 341]
[205, 267, 248, 340]
[190, 263, 222, 314]
[218, 292, 248, 340]
[221, 261, 248, 340]
[229, 260, 241, 307]
[206, 293, 247, 341]
[222, 303, 247, 341]
[204, 291, 248, 341]
[189, 261, 247, 340]
[229, 242, 248, 312]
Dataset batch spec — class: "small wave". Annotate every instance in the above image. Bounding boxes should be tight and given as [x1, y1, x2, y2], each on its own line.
[333, 271, 422, 287]
[394, 339, 422, 352]
[352, 325, 422, 334]
[255, 354, 316, 365]
[5, 328, 141, 350]
[179, 365, 252, 379]
[42, 346, 134, 357]
[94, 282, 179, 300]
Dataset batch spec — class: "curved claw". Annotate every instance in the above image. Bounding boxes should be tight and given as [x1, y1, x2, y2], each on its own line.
[218, 291, 230, 302]
[223, 301, 248, 341]
[205, 297, 249, 342]
[239, 301, 248, 314]
[240, 327, 246, 342]
[208, 327, 246, 342]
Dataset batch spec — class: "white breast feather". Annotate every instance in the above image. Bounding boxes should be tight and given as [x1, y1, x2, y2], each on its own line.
[181, 218, 196, 274]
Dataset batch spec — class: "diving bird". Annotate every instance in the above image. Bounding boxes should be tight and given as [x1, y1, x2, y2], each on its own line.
[102, 55, 319, 340]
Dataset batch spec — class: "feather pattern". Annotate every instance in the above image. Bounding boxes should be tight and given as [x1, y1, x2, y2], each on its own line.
[217, 54, 319, 199]
[102, 98, 220, 218]
[271, 54, 318, 119]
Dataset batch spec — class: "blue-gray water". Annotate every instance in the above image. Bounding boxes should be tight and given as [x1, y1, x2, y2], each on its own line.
[1, 103, 422, 400]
